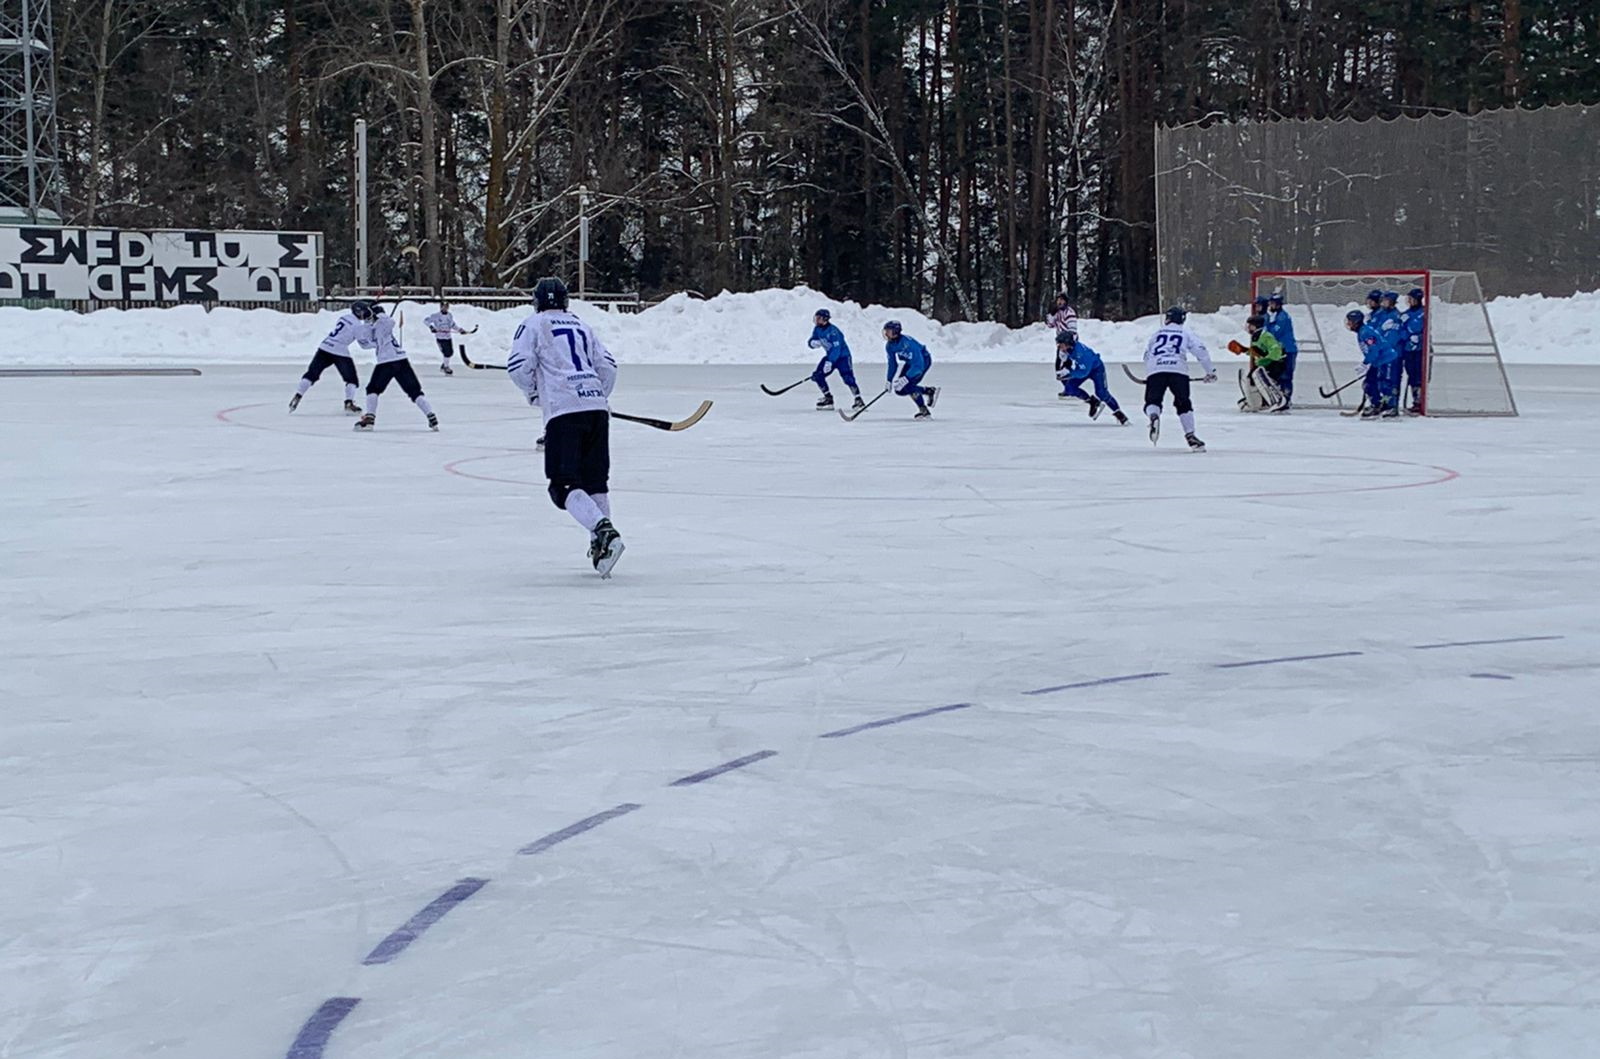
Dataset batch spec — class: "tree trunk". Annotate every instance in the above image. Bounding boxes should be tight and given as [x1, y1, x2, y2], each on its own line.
[411, 0, 443, 291]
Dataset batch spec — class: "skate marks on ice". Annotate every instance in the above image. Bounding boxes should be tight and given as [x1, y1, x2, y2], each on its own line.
[277, 633, 1569, 1058]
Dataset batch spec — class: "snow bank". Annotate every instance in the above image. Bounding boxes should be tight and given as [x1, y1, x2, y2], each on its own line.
[2, 284, 1595, 366]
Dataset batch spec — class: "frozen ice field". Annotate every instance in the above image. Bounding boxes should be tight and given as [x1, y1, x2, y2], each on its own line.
[2, 363, 1597, 1059]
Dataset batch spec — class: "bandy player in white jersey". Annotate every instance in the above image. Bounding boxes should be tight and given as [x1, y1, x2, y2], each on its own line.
[354, 304, 439, 432]
[289, 302, 373, 414]
[424, 302, 466, 375]
[1142, 305, 1216, 451]
[506, 276, 624, 577]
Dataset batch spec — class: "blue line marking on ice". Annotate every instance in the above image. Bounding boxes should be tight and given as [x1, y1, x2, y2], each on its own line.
[1470, 672, 1515, 680]
[286, 997, 360, 1059]
[669, 750, 778, 786]
[362, 878, 488, 966]
[1215, 651, 1363, 669]
[519, 803, 643, 855]
[1023, 672, 1169, 696]
[1413, 634, 1564, 650]
[819, 702, 974, 739]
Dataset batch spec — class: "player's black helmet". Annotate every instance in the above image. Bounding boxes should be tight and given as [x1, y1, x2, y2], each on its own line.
[1267, 290, 1284, 306]
[1055, 330, 1076, 346]
[883, 319, 903, 337]
[1366, 289, 1383, 304]
[815, 308, 831, 321]
[1252, 297, 1269, 311]
[1407, 287, 1425, 301]
[350, 299, 377, 321]
[1247, 314, 1266, 329]
[533, 276, 569, 312]
[1346, 309, 1365, 325]
[1164, 306, 1187, 324]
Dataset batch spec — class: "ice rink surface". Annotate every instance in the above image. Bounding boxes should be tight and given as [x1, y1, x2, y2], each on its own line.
[3, 363, 1597, 1059]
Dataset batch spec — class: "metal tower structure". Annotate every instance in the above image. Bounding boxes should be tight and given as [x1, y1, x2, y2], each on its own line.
[1, 0, 64, 224]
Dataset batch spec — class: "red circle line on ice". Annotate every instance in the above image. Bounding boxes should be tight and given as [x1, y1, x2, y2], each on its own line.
[441, 449, 1461, 502]
[213, 402, 1461, 500]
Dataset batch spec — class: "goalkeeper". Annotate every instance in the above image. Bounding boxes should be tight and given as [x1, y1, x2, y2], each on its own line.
[1228, 315, 1288, 412]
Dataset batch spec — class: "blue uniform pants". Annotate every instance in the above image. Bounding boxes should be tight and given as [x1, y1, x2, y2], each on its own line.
[1281, 348, 1298, 401]
[1364, 360, 1400, 409]
[1064, 365, 1119, 412]
[813, 354, 858, 393]
[1403, 347, 1424, 400]
[893, 370, 930, 402]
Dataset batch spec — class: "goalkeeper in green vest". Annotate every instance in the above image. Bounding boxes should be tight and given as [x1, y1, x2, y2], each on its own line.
[1228, 315, 1288, 412]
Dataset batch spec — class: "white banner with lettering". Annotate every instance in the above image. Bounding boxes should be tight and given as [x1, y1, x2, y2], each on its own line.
[0, 227, 322, 302]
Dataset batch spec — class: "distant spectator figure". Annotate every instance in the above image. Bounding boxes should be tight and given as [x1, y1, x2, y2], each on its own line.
[1045, 292, 1077, 335]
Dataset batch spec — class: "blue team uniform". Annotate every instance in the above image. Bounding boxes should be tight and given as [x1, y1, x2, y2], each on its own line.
[808, 323, 858, 394]
[1059, 341, 1120, 412]
[1399, 306, 1426, 403]
[885, 334, 933, 399]
[1265, 308, 1299, 400]
[1356, 322, 1402, 410]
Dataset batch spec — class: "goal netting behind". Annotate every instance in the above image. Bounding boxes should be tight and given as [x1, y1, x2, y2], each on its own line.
[1250, 270, 1517, 417]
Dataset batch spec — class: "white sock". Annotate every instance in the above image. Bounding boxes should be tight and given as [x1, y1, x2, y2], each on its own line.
[344, 383, 358, 402]
[295, 378, 313, 397]
[364, 393, 378, 415]
[415, 395, 435, 416]
[566, 490, 604, 533]
[595, 493, 611, 519]
[1145, 405, 1160, 420]
[1179, 411, 1196, 434]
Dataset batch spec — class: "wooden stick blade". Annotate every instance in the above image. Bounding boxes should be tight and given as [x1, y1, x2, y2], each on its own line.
[611, 400, 713, 432]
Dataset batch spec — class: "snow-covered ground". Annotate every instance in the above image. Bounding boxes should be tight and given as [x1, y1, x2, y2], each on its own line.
[2, 285, 1597, 367]
[3, 362, 1597, 1059]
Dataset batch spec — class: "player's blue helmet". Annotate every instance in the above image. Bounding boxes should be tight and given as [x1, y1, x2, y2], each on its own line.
[1252, 296, 1269, 311]
[814, 308, 831, 321]
[1366, 289, 1383, 303]
[1407, 287, 1425, 301]
[1165, 306, 1187, 324]
[1346, 309, 1365, 325]
[883, 319, 903, 337]
[1267, 290, 1284, 306]
[1381, 290, 1399, 304]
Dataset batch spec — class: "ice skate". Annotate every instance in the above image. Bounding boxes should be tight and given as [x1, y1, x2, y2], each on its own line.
[923, 386, 940, 409]
[1360, 404, 1382, 419]
[1186, 432, 1206, 452]
[590, 519, 624, 578]
[343, 399, 361, 415]
[288, 394, 301, 413]
[1148, 414, 1160, 445]
[913, 406, 932, 420]
[1058, 391, 1073, 400]
[536, 435, 546, 452]
[851, 393, 866, 411]
[440, 361, 454, 376]
[354, 414, 376, 431]
[426, 413, 439, 431]
[1114, 409, 1129, 425]
[815, 392, 834, 410]
[1380, 403, 1400, 419]
[1088, 397, 1103, 419]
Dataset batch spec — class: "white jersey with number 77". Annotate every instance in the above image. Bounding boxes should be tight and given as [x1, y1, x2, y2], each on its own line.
[1143, 324, 1214, 376]
[507, 309, 618, 424]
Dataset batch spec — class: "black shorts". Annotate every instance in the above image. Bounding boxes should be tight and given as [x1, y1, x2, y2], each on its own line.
[367, 360, 424, 400]
[435, 338, 454, 356]
[303, 349, 360, 385]
[1144, 371, 1193, 414]
[544, 409, 611, 507]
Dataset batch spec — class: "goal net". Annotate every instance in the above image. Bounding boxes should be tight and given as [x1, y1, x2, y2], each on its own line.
[1249, 270, 1517, 417]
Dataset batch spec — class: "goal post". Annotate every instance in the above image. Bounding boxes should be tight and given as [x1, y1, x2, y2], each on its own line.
[1249, 270, 1518, 417]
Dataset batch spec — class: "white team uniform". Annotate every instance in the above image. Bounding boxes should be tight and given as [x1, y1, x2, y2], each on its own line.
[1142, 324, 1215, 377]
[507, 309, 618, 424]
[425, 312, 461, 339]
[317, 313, 373, 356]
[368, 314, 409, 364]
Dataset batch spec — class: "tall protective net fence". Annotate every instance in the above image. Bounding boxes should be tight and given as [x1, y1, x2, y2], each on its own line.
[1156, 106, 1600, 312]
